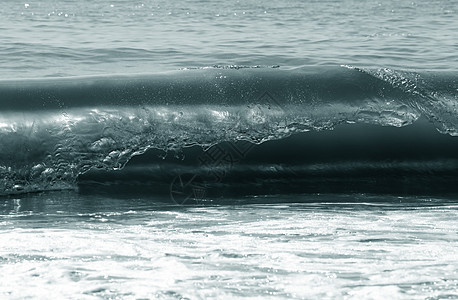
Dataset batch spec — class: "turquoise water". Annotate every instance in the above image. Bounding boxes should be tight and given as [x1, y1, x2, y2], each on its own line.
[1, 0, 458, 298]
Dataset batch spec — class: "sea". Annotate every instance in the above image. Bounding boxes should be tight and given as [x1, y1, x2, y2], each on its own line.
[1, 0, 458, 299]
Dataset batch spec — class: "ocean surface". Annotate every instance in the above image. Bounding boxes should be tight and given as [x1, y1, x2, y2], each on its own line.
[1, 0, 458, 298]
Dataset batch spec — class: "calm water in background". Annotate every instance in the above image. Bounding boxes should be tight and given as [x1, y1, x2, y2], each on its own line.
[1, 0, 458, 299]
[0, 0, 457, 78]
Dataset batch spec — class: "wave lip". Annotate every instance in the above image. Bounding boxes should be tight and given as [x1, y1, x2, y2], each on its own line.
[1, 66, 458, 196]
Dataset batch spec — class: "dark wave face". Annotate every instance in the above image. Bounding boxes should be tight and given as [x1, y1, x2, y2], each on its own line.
[1, 66, 458, 197]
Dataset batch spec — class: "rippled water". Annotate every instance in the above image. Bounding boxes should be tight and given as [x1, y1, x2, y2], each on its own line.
[1, 193, 457, 299]
[1, 0, 457, 78]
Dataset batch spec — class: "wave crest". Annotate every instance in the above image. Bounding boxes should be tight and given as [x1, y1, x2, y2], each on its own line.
[1, 66, 457, 195]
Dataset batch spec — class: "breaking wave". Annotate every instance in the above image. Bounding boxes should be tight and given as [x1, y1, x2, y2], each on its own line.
[1, 65, 457, 196]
